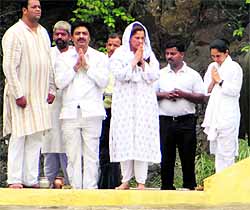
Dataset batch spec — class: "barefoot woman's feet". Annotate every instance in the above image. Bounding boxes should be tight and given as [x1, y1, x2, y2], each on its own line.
[8, 183, 23, 189]
[137, 183, 145, 190]
[115, 182, 130, 190]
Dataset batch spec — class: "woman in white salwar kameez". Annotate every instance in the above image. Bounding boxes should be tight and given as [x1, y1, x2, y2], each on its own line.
[109, 21, 161, 190]
[202, 39, 243, 173]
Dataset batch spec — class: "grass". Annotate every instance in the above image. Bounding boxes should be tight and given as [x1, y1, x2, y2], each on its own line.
[143, 139, 250, 188]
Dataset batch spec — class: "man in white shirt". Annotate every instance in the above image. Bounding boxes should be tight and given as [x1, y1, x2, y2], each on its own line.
[54, 21, 109, 189]
[42, 21, 72, 187]
[155, 39, 205, 190]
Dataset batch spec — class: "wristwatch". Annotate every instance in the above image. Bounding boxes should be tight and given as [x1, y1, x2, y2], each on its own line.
[219, 80, 224, 87]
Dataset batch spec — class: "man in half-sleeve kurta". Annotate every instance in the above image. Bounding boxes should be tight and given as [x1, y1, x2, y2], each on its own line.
[2, 0, 55, 188]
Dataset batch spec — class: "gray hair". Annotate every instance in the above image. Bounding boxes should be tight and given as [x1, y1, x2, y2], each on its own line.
[53, 21, 71, 35]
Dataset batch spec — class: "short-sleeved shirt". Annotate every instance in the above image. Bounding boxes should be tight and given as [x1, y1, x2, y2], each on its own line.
[155, 62, 205, 117]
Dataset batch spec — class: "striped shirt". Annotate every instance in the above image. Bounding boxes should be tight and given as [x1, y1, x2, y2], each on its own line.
[2, 19, 56, 138]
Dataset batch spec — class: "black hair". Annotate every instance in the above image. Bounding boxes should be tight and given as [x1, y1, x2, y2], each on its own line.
[164, 38, 186, 52]
[130, 23, 145, 39]
[209, 39, 230, 53]
[20, 0, 29, 9]
[71, 21, 91, 36]
[108, 33, 122, 41]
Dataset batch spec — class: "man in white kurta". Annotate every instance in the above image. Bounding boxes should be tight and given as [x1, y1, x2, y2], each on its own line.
[2, 0, 55, 188]
[202, 39, 243, 173]
[109, 21, 161, 190]
[42, 21, 72, 187]
[54, 21, 109, 189]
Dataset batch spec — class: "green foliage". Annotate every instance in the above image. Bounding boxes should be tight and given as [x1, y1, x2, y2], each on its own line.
[71, 0, 134, 33]
[195, 152, 215, 186]
[233, 26, 245, 37]
[0, 136, 9, 187]
[241, 45, 250, 53]
[230, 0, 250, 52]
[194, 139, 250, 187]
[236, 139, 250, 161]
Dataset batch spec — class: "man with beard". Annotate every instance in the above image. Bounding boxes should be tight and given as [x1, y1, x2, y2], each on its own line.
[54, 21, 109, 189]
[42, 21, 72, 188]
[155, 38, 205, 190]
[2, 0, 55, 188]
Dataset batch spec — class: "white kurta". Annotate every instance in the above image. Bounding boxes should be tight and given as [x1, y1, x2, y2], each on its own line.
[109, 46, 161, 163]
[42, 46, 73, 153]
[202, 56, 243, 156]
[54, 47, 109, 119]
[54, 46, 109, 189]
[2, 20, 55, 138]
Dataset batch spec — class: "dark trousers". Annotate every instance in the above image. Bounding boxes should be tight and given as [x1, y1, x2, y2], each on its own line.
[159, 114, 197, 190]
[98, 108, 121, 189]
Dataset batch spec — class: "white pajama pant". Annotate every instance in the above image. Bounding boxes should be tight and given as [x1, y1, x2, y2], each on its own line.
[43, 153, 69, 185]
[62, 116, 102, 189]
[210, 126, 239, 173]
[120, 160, 148, 184]
[7, 132, 42, 186]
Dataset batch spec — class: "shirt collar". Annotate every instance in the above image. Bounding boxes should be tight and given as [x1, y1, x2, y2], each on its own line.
[19, 19, 41, 33]
[166, 62, 187, 73]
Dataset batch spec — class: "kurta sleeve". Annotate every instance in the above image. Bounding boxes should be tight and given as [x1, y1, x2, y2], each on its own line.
[48, 52, 56, 95]
[141, 52, 160, 83]
[203, 64, 213, 95]
[110, 57, 134, 82]
[87, 53, 109, 88]
[2, 30, 24, 99]
[220, 63, 243, 97]
[41, 28, 56, 95]
[54, 55, 76, 89]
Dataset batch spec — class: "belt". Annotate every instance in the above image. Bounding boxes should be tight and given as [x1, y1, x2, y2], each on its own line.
[162, 114, 195, 122]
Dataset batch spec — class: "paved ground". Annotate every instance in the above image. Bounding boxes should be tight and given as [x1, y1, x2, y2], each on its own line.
[1, 205, 250, 210]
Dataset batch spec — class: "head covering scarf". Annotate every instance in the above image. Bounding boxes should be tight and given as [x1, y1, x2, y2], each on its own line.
[122, 21, 152, 60]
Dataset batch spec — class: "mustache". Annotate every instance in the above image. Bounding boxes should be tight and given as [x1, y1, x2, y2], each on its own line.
[55, 39, 66, 44]
[77, 38, 86, 42]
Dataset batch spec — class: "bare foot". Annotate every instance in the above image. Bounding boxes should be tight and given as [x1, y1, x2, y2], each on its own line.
[8, 183, 23, 189]
[115, 182, 130, 190]
[23, 183, 40, 188]
[31, 184, 40, 188]
[137, 183, 145, 190]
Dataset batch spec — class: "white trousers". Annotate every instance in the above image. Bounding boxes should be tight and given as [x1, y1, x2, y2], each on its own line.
[7, 132, 42, 186]
[120, 160, 148, 184]
[62, 116, 102, 189]
[210, 126, 238, 173]
[43, 153, 69, 185]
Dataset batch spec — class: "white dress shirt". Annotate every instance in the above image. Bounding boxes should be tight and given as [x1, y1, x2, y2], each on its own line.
[155, 62, 205, 116]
